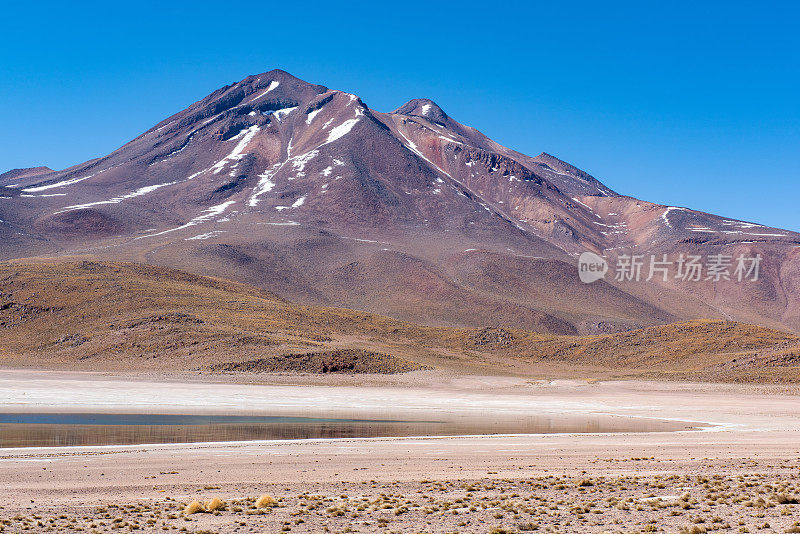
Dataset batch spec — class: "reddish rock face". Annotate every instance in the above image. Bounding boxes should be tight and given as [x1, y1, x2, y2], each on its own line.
[1, 69, 798, 333]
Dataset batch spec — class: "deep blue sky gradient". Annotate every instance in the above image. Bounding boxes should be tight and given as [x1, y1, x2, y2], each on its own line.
[1, 1, 798, 229]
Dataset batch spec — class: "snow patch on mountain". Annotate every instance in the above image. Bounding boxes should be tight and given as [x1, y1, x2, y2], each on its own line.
[186, 231, 226, 240]
[661, 207, 690, 228]
[292, 150, 319, 173]
[570, 197, 592, 210]
[140, 119, 177, 139]
[249, 164, 281, 207]
[151, 134, 194, 165]
[271, 106, 297, 120]
[306, 107, 323, 124]
[439, 135, 462, 145]
[248, 80, 280, 103]
[722, 220, 766, 229]
[212, 125, 260, 174]
[260, 221, 299, 226]
[23, 167, 113, 193]
[56, 181, 180, 214]
[326, 118, 359, 144]
[396, 130, 453, 181]
[136, 201, 236, 239]
[275, 196, 306, 211]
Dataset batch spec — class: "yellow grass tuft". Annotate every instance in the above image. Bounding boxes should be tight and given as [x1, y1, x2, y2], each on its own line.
[205, 497, 225, 511]
[255, 494, 277, 508]
[184, 501, 206, 515]
[775, 493, 799, 504]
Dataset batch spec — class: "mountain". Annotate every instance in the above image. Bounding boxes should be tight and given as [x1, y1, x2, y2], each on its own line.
[1, 69, 798, 334]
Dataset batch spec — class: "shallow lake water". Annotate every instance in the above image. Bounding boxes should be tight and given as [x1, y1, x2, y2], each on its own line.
[0, 412, 699, 448]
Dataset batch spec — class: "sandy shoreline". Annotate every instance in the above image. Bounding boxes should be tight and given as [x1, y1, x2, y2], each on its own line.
[2, 370, 800, 532]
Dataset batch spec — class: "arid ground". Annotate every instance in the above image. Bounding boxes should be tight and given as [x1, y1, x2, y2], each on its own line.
[1, 371, 800, 533]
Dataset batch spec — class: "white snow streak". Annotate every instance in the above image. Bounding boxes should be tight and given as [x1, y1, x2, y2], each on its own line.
[661, 206, 689, 228]
[292, 150, 319, 174]
[722, 219, 766, 229]
[136, 201, 236, 239]
[140, 119, 177, 138]
[55, 181, 179, 214]
[271, 106, 297, 120]
[723, 230, 787, 237]
[249, 164, 280, 207]
[274, 196, 306, 211]
[396, 129, 453, 180]
[325, 118, 359, 144]
[570, 197, 592, 210]
[185, 231, 226, 240]
[248, 80, 279, 103]
[151, 134, 194, 165]
[212, 125, 260, 174]
[22, 167, 112, 193]
[260, 221, 299, 226]
[439, 135, 462, 145]
[306, 107, 323, 124]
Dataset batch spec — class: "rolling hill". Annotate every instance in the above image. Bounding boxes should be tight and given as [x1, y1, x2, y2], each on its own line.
[1, 261, 798, 382]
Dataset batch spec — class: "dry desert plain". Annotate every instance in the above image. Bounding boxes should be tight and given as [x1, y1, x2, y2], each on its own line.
[1, 371, 800, 533]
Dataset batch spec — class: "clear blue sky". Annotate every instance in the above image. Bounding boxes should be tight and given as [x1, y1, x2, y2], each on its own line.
[1, 1, 798, 230]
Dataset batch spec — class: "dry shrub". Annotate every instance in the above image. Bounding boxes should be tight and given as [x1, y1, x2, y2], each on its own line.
[256, 494, 277, 508]
[184, 501, 206, 515]
[205, 497, 225, 511]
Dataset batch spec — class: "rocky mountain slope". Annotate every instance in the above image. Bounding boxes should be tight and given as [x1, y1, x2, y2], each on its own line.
[1, 69, 798, 333]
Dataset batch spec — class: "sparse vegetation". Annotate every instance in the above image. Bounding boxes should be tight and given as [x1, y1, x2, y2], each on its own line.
[1, 261, 798, 382]
[205, 497, 225, 511]
[256, 494, 278, 509]
[5, 468, 800, 533]
[184, 501, 205, 515]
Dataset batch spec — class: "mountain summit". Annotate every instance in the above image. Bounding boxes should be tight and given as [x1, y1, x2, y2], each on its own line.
[393, 98, 449, 123]
[1, 69, 798, 333]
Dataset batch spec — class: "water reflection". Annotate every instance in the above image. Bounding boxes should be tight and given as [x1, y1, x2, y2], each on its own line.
[0, 412, 697, 448]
